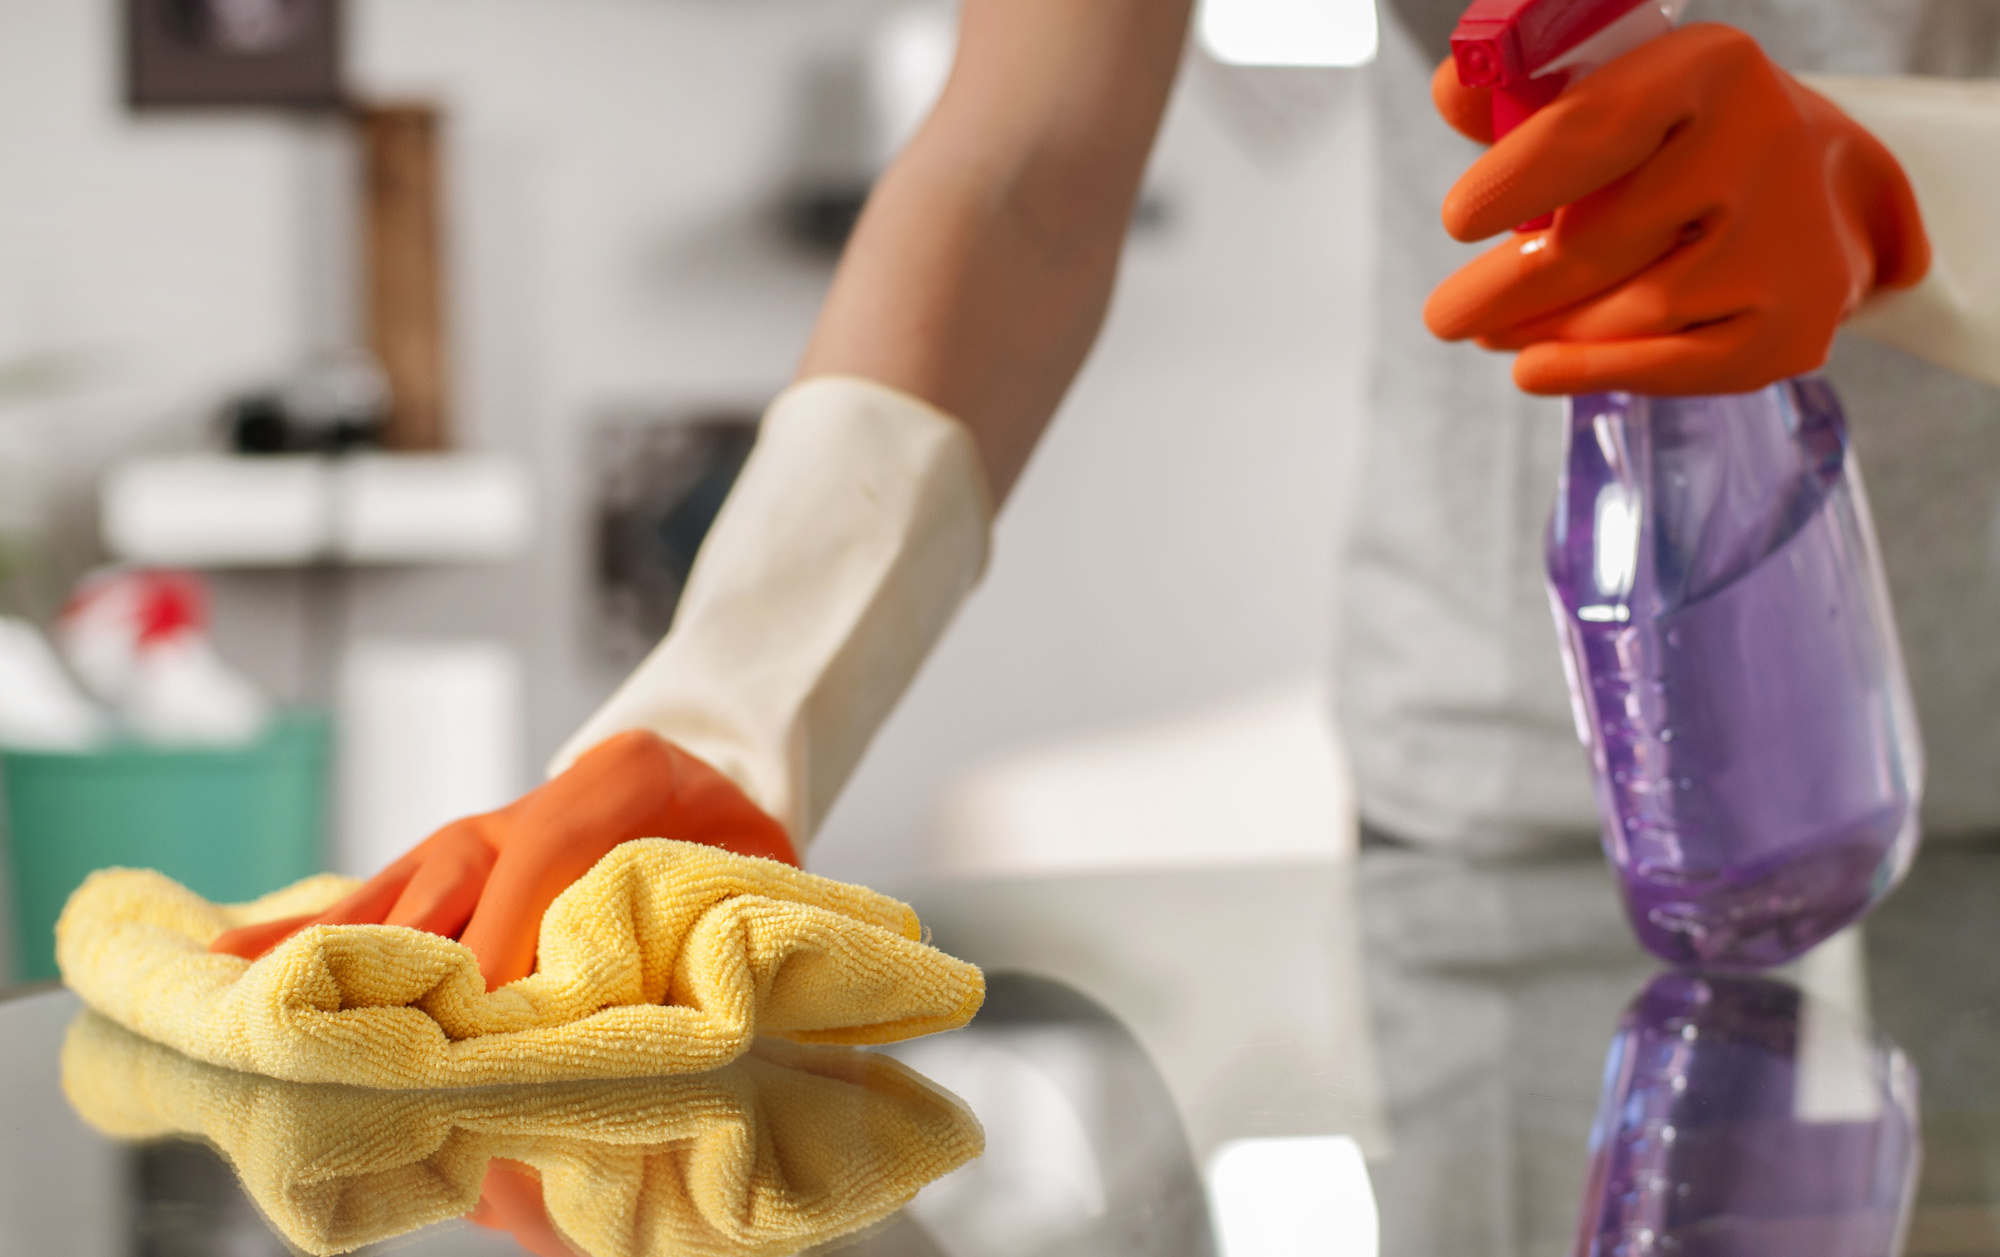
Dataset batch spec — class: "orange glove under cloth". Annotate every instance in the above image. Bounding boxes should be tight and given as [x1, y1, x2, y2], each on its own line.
[468, 1161, 580, 1257]
[209, 731, 797, 991]
[1423, 24, 1931, 397]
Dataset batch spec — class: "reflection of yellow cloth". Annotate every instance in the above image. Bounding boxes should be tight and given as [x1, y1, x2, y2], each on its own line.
[63, 1012, 982, 1257]
[57, 840, 984, 1087]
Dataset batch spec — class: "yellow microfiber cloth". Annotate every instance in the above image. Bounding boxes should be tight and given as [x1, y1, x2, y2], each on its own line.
[56, 839, 984, 1087]
[62, 1010, 983, 1256]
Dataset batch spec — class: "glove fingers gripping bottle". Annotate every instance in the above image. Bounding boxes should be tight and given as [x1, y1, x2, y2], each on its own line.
[1450, 0, 1924, 967]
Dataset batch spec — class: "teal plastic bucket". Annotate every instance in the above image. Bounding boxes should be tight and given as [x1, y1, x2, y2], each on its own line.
[0, 710, 330, 981]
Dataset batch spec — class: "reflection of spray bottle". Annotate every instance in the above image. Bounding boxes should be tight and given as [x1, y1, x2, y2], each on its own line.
[1450, 0, 1923, 967]
[1575, 972, 1919, 1257]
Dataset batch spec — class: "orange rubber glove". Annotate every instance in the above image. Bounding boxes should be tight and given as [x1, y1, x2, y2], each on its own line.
[1422, 23, 1930, 397]
[208, 730, 797, 991]
[467, 1160, 579, 1257]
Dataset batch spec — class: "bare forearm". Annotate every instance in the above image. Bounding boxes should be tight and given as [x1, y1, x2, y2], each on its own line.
[797, 0, 1192, 503]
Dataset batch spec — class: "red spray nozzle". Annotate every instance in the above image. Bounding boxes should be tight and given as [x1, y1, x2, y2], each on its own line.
[1449, 0, 1683, 235]
[1451, 0, 1671, 138]
[1448, 0, 1664, 226]
[1451, 0, 1652, 89]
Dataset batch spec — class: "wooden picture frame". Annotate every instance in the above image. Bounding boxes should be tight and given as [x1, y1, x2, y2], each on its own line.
[128, 0, 343, 109]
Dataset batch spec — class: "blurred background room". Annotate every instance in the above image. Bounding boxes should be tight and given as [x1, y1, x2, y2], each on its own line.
[0, 0, 1379, 982]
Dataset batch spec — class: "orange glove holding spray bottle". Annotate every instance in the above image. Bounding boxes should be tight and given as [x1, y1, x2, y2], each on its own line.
[1423, 0, 1929, 968]
[1423, 1, 1929, 395]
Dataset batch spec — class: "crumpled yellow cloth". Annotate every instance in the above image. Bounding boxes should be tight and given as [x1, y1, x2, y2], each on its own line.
[63, 1011, 982, 1257]
[56, 839, 984, 1087]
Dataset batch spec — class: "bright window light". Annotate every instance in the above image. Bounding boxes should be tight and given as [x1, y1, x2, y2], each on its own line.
[1197, 0, 1378, 67]
[1207, 1136, 1380, 1257]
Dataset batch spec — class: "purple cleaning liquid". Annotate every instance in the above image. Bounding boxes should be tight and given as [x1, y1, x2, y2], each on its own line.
[1547, 380, 1923, 967]
[1575, 972, 1919, 1257]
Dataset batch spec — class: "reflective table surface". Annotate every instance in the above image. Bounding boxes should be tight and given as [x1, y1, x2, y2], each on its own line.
[1, 845, 1995, 1257]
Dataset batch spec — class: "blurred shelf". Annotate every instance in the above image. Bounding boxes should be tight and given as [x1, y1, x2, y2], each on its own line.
[102, 453, 534, 568]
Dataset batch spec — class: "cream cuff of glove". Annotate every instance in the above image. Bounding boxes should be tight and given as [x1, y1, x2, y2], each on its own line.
[1809, 75, 2000, 391]
[551, 375, 993, 846]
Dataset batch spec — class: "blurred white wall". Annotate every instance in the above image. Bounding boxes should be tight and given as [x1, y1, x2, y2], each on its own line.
[0, 0, 353, 609]
[0, 0, 1374, 877]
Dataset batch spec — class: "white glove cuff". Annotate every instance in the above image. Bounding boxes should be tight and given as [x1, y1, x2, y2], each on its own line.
[550, 375, 993, 845]
[1809, 74, 2000, 391]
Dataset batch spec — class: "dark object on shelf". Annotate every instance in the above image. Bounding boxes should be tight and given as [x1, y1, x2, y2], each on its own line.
[222, 355, 388, 454]
[595, 411, 759, 666]
[127, 0, 343, 109]
[361, 104, 453, 451]
[225, 393, 381, 454]
[784, 184, 873, 254]
[226, 393, 291, 454]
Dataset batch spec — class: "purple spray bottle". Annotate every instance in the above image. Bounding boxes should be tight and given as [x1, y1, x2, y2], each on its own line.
[1450, 0, 1924, 967]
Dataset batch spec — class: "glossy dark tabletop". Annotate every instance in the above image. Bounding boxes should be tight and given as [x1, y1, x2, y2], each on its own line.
[1, 847, 1993, 1257]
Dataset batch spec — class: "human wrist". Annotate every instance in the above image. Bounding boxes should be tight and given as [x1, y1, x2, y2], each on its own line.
[552, 379, 990, 847]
